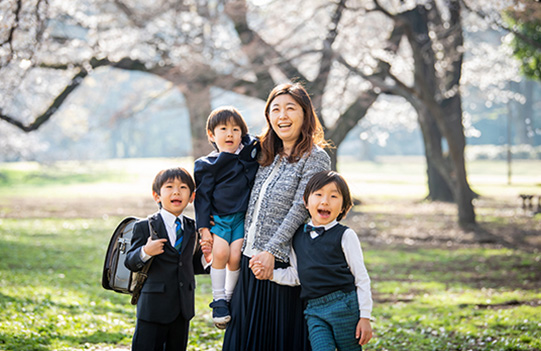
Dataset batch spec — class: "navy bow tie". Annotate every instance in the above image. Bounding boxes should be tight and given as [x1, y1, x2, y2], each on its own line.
[304, 224, 325, 235]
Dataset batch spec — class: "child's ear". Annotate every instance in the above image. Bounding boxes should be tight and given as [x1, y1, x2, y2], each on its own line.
[207, 129, 215, 142]
[304, 199, 308, 209]
[189, 192, 195, 203]
[152, 191, 160, 204]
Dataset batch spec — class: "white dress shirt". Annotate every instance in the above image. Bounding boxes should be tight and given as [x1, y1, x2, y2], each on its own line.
[141, 208, 211, 269]
[271, 220, 373, 319]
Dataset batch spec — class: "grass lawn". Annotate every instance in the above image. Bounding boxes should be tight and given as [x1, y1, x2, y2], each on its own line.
[0, 157, 540, 350]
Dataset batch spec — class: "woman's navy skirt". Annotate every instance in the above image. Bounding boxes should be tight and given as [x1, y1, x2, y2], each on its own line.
[222, 255, 311, 351]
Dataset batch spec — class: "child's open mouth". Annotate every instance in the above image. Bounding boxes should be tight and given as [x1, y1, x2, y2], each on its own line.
[317, 209, 331, 217]
[171, 200, 182, 205]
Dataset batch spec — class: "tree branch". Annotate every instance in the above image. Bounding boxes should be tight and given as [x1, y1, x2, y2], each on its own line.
[460, 0, 541, 51]
[0, 0, 22, 67]
[309, 0, 347, 112]
[0, 0, 21, 47]
[372, 0, 394, 19]
[109, 84, 176, 124]
[325, 89, 379, 144]
[224, 0, 306, 90]
[0, 68, 89, 132]
[1, 57, 153, 132]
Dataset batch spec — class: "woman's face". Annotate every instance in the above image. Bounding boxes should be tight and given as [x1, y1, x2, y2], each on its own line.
[268, 94, 305, 146]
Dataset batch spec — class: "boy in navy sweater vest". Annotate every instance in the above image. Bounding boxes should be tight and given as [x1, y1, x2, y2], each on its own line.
[194, 106, 259, 328]
[253, 171, 373, 351]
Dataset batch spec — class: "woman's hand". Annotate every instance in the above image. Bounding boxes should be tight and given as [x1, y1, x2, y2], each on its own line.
[250, 261, 270, 280]
[249, 251, 275, 279]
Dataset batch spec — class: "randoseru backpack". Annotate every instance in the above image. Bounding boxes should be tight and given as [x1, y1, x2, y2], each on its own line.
[102, 216, 157, 305]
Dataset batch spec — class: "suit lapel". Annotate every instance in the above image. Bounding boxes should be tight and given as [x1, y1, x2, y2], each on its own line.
[180, 217, 195, 255]
[149, 213, 195, 256]
[149, 212, 168, 240]
[148, 212, 179, 255]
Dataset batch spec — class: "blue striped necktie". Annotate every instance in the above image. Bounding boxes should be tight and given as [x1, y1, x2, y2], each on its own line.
[174, 218, 183, 252]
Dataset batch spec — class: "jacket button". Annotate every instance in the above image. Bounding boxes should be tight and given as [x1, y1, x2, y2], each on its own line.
[179, 282, 184, 288]
[179, 262, 183, 267]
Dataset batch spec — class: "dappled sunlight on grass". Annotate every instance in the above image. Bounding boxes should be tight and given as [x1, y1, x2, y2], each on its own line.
[1, 158, 540, 350]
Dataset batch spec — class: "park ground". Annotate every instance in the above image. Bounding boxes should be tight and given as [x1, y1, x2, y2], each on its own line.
[0, 157, 540, 350]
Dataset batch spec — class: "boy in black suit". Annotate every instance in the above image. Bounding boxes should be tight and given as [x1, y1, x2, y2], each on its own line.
[125, 167, 212, 351]
[194, 106, 259, 328]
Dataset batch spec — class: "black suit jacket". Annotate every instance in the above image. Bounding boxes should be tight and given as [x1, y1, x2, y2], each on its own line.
[124, 212, 207, 323]
[194, 134, 259, 230]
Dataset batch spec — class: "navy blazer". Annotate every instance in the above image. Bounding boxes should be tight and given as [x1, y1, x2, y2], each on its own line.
[194, 134, 259, 230]
[124, 212, 207, 323]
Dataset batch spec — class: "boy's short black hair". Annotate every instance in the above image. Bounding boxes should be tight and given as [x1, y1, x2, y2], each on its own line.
[206, 106, 249, 137]
[303, 171, 353, 221]
[152, 167, 195, 195]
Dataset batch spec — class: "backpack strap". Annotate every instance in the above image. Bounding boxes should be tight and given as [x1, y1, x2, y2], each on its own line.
[130, 218, 158, 305]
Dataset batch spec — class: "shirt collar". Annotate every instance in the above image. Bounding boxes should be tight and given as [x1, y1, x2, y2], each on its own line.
[160, 208, 183, 230]
[307, 219, 339, 231]
[208, 143, 244, 157]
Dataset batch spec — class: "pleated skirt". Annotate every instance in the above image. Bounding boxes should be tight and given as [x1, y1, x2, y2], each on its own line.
[222, 255, 311, 351]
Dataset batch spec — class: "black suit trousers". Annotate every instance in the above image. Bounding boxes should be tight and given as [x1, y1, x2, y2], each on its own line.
[132, 311, 190, 351]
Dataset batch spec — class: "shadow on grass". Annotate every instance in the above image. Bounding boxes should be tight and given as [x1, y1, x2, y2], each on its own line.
[368, 245, 541, 293]
[64, 330, 128, 345]
[2, 216, 540, 351]
[0, 333, 50, 351]
[347, 198, 541, 252]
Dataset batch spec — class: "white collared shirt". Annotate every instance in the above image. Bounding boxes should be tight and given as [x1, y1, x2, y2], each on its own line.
[140, 209, 212, 270]
[140, 209, 183, 261]
[272, 220, 373, 319]
[159, 208, 184, 247]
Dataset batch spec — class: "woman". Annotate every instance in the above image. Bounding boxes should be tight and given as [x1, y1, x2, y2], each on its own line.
[222, 83, 331, 351]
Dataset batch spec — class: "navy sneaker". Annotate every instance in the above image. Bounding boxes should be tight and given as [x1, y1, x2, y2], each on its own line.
[209, 299, 231, 329]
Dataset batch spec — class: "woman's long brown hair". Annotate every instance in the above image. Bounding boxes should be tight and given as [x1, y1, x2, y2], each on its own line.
[259, 83, 329, 167]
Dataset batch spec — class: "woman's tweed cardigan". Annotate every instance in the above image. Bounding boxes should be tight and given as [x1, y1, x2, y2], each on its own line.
[242, 146, 331, 262]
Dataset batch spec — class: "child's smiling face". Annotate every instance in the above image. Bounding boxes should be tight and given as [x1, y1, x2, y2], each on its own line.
[208, 120, 243, 154]
[305, 182, 344, 227]
[153, 177, 194, 217]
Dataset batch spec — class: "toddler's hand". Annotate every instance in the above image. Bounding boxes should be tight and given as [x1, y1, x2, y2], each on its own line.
[200, 239, 213, 263]
[200, 228, 213, 245]
[143, 237, 167, 256]
[356, 318, 373, 346]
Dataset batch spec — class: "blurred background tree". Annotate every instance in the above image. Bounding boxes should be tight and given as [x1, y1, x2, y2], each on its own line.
[1, 0, 540, 227]
[505, 0, 541, 80]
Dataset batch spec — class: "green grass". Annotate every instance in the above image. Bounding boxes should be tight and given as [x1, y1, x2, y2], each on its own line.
[0, 157, 540, 350]
[1, 218, 539, 350]
[0, 217, 223, 350]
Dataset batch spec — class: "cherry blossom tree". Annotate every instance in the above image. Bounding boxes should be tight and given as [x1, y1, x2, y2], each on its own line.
[2, 0, 535, 226]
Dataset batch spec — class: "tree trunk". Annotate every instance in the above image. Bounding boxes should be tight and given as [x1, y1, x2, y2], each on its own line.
[418, 110, 454, 202]
[326, 91, 379, 171]
[181, 85, 213, 160]
[404, 1, 475, 226]
[426, 156, 454, 202]
[441, 95, 476, 225]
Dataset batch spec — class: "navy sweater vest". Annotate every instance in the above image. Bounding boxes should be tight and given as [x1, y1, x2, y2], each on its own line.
[292, 223, 355, 300]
